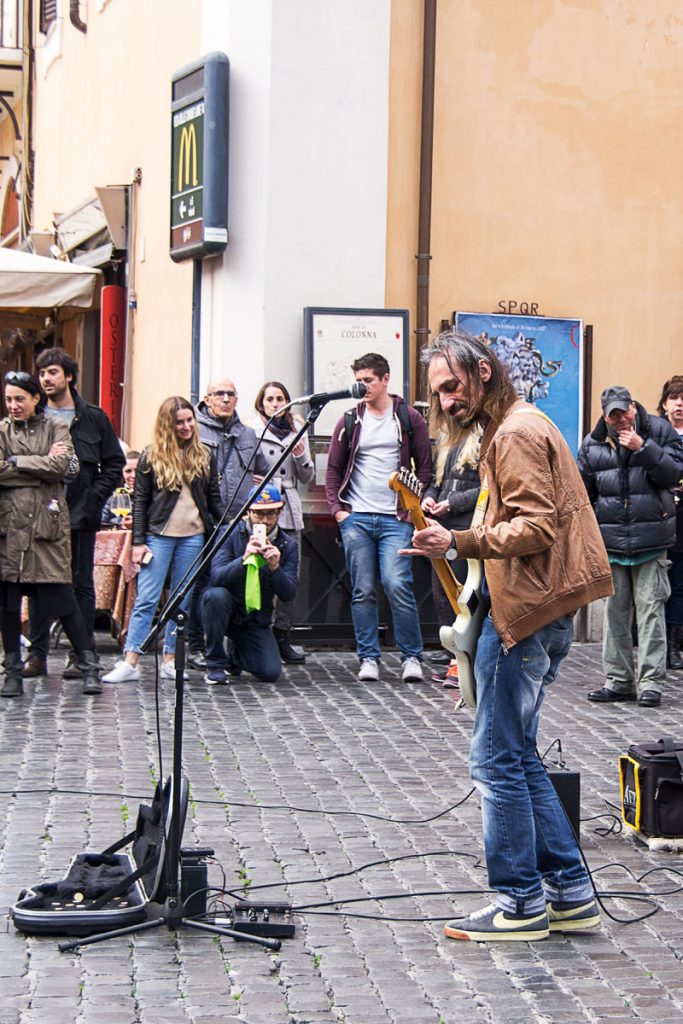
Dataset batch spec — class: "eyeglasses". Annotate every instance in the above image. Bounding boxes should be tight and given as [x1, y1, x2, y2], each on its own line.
[4, 371, 34, 385]
[208, 390, 237, 400]
[250, 508, 280, 520]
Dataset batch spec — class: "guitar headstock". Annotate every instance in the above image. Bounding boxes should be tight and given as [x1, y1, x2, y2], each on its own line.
[389, 467, 423, 511]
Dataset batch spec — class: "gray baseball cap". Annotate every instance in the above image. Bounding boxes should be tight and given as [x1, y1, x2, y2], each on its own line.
[601, 385, 633, 417]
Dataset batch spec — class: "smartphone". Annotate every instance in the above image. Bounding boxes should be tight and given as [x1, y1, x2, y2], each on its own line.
[141, 550, 154, 565]
[253, 523, 267, 544]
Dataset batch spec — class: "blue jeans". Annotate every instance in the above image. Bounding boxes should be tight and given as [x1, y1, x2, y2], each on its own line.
[201, 587, 282, 682]
[339, 512, 423, 662]
[470, 614, 592, 915]
[125, 534, 204, 656]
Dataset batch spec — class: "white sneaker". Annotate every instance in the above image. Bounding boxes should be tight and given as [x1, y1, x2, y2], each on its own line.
[102, 660, 140, 683]
[402, 657, 424, 682]
[357, 659, 380, 682]
[160, 661, 189, 681]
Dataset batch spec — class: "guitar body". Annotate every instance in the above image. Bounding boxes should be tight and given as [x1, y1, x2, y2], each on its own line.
[439, 557, 489, 709]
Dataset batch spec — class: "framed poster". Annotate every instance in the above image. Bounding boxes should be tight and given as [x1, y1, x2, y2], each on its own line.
[455, 312, 584, 451]
[304, 307, 409, 436]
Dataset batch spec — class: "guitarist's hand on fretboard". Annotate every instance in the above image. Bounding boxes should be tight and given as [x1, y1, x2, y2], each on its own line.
[400, 519, 452, 559]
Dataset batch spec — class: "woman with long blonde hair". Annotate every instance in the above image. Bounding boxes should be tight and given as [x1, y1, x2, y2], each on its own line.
[103, 397, 223, 683]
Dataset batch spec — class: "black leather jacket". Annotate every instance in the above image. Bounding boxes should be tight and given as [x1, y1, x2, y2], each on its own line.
[577, 403, 683, 556]
[61, 390, 126, 530]
[132, 447, 223, 545]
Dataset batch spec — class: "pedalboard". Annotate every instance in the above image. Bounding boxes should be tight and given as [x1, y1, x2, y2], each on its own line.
[230, 899, 295, 939]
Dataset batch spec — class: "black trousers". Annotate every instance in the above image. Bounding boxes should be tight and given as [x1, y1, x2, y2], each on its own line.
[28, 529, 97, 660]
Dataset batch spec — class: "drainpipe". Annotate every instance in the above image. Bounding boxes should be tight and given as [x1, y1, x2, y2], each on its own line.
[415, 0, 437, 390]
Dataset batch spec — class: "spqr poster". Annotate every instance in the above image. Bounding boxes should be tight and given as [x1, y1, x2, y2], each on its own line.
[455, 312, 584, 451]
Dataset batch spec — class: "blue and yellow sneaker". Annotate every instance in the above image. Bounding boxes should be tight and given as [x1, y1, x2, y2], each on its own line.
[444, 905, 549, 941]
[547, 898, 600, 932]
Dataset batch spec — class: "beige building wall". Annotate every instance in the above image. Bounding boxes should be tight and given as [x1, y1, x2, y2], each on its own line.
[31, 0, 200, 447]
[387, 0, 683, 423]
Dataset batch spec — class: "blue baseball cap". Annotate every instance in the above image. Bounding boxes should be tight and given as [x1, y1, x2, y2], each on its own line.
[248, 484, 284, 510]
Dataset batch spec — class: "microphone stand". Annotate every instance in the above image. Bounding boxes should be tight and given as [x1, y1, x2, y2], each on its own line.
[58, 400, 328, 953]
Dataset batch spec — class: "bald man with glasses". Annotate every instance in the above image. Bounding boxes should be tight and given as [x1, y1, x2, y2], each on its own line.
[189, 378, 269, 667]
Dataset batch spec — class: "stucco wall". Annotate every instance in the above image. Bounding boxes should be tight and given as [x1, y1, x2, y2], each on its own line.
[386, 0, 683, 420]
[31, 0, 200, 448]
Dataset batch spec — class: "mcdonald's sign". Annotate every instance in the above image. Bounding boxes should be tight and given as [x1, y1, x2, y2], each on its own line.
[170, 53, 229, 262]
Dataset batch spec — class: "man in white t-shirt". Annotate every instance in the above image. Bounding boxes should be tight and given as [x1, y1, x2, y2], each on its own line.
[324, 353, 432, 682]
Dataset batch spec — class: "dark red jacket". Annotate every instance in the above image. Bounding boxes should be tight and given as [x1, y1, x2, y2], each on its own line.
[324, 396, 432, 521]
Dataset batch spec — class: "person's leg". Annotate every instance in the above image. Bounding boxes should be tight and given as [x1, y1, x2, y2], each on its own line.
[469, 615, 590, 915]
[123, 535, 176, 658]
[377, 517, 423, 661]
[633, 555, 671, 695]
[162, 535, 205, 658]
[201, 587, 234, 670]
[70, 529, 97, 642]
[602, 564, 637, 694]
[26, 594, 50, 667]
[338, 513, 381, 662]
[233, 622, 282, 681]
[1, 609, 25, 697]
[188, 560, 210, 655]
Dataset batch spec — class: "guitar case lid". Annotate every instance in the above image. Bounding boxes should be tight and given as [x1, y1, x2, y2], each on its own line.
[10, 776, 188, 937]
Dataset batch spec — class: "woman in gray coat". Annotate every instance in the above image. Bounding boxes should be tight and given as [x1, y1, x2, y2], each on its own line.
[0, 371, 101, 698]
[252, 381, 314, 663]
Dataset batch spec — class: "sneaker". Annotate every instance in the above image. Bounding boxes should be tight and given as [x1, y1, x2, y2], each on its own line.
[102, 660, 140, 683]
[547, 898, 600, 932]
[442, 663, 460, 690]
[204, 669, 228, 686]
[358, 659, 380, 682]
[402, 657, 424, 683]
[22, 654, 47, 678]
[428, 649, 450, 665]
[160, 661, 189, 681]
[444, 904, 549, 942]
[187, 650, 207, 671]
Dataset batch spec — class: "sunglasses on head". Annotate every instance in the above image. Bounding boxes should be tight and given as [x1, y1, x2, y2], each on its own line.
[4, 371, 35, 385]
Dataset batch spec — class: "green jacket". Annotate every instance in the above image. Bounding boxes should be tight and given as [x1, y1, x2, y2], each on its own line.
[0, 414, 74, 584]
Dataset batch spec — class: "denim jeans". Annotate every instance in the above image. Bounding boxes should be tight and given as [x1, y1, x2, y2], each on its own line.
[603, 556, 671, 695]
[201, 587, 282, 682]
[470, 614, 592, 915]
[339, 512, 423, 661]
[125, 534, 204, 656]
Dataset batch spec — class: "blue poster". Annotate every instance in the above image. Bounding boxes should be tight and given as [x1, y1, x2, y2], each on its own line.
[455, 312, 584, 450]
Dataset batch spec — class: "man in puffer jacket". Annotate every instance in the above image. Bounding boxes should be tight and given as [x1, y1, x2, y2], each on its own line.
[578, 385, 683, 707]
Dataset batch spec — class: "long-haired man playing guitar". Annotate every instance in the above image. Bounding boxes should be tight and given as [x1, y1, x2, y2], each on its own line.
[405, 330, 613, 942]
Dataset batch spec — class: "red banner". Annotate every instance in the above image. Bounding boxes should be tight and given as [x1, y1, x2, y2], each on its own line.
[100, 285, 127, 436]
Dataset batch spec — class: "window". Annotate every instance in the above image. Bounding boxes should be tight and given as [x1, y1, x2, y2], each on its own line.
[39, 0, 57, 34]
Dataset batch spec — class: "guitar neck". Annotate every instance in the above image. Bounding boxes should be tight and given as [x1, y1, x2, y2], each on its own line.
[405, 507, 463, 615]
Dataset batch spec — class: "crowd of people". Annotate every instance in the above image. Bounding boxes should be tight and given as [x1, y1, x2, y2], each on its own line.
[1, 337, 682, 945]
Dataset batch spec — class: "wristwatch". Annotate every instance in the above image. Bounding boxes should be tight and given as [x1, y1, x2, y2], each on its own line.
[445, 535, 458, 562]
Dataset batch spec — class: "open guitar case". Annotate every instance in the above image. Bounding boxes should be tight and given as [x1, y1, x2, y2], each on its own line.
[10, 776, 188, 937]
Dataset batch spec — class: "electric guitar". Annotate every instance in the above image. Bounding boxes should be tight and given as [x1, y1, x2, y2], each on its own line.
[389, 468, 488, 709]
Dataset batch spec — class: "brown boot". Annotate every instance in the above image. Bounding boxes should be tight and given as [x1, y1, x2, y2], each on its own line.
[23, 654, 47, 678]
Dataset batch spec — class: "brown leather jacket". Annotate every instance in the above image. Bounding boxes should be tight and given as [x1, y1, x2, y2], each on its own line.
[454, 400, 614, 649]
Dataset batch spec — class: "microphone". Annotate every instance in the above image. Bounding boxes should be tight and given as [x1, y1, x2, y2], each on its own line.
[289, 382, 367, 406]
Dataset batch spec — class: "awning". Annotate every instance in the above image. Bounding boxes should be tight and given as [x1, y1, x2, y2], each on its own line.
[0, 248, 101, 320]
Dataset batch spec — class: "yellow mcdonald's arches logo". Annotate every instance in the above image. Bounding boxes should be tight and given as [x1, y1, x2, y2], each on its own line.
[178, 123, 198, 191]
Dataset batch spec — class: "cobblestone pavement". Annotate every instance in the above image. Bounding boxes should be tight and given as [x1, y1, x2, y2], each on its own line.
[1, 639, 682, 1024]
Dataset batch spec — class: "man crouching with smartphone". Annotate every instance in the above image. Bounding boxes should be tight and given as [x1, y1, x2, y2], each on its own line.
[200, 485, 299, 685]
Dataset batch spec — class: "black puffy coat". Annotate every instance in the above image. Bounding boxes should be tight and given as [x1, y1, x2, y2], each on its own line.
[577, 403, 683, 556]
